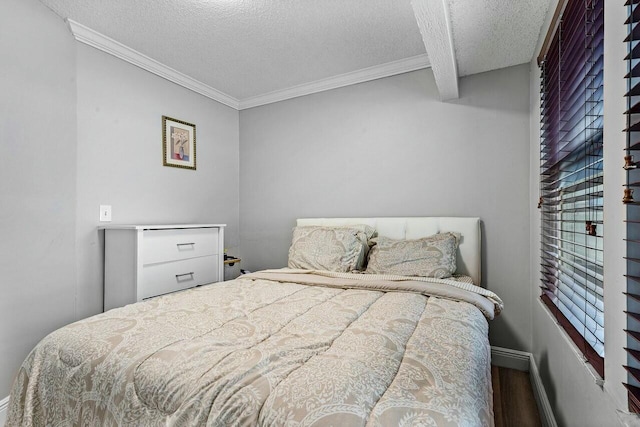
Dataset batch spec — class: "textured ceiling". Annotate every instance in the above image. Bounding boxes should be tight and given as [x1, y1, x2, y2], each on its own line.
[39, 0, 551, 101]
[40, 0, 426, 99]
[448, 0, 551, 77]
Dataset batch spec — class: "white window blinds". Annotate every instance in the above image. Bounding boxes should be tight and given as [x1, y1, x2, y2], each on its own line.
[539, 0, 604, 378]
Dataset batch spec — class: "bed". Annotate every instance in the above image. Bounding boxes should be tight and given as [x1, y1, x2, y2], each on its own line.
[6, 217, 503, 427]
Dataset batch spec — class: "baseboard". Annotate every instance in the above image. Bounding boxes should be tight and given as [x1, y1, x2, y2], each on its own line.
[0, 395, 9, 426]
[528, 354, 558, 427]
[491, 346, 531, 371]
[491, 346, 557, 427]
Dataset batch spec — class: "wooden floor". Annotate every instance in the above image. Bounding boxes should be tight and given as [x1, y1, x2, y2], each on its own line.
[492, 365, 542, 427]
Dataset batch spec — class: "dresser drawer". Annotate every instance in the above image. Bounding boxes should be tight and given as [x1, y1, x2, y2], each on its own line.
[142, 228, 219, 265]
[140, 255, 219, 300]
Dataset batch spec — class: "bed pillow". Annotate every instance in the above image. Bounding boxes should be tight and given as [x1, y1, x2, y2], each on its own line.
[365, 232, 460, 278]
[288, 225, 375, 272]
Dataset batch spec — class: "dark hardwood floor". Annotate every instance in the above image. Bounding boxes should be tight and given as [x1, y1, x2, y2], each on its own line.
[492, 365, 542, 427]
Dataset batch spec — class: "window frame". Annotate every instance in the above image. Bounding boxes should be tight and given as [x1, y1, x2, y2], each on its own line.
[538, 0, 605, 378]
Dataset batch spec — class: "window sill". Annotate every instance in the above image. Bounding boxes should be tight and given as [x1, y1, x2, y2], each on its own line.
[537, 297, 604, 387]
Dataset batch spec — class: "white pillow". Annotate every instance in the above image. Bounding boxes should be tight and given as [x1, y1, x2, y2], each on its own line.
[288, 225, 375, 272]
[365, 232, 459, 278]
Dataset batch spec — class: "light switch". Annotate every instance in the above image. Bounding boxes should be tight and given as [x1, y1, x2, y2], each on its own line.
[99, 205, 112, 222]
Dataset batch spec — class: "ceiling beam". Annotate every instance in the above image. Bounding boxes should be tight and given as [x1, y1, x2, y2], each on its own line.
[411, 0, 459, 100]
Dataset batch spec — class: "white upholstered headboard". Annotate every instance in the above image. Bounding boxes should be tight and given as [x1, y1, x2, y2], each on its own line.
[296, 217, 482, 286]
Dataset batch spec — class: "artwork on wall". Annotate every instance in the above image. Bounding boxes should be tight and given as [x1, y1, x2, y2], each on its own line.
[162, 116, 196, 170]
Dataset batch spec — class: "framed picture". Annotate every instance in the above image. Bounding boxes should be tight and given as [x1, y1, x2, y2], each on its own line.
[162, 116, 196, 170]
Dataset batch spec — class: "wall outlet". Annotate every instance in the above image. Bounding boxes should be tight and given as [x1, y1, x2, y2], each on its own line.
[99, 205, 112, 222]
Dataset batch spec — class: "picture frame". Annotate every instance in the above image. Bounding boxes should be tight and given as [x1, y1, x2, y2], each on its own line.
[162, 116, 196, 170]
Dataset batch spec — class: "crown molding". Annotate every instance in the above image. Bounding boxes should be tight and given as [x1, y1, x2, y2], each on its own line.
[0, 395, 8, 425]
[238, 54, 431, 110]
[66, 19, 240, 110]
[66, 20, 430, 111]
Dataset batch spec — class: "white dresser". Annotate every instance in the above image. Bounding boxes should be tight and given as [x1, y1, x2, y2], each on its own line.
[102, 224, 225, 311]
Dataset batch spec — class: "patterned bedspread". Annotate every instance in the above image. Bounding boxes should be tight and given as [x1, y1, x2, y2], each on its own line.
[7, 270, 499, 426]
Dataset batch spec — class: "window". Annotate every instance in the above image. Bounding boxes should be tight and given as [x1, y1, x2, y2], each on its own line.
[624, 0, 640, 413]
[538, 0, 604, 378]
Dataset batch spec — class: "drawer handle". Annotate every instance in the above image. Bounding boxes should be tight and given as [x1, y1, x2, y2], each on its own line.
[175, 272, 195, 279]
[176, 242, 195, 247]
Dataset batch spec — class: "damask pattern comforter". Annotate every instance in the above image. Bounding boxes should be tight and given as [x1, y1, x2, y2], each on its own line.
[7, 270, 502, 427]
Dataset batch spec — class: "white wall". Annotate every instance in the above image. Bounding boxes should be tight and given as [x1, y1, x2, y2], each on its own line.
[528, 1, 629, 425]
[74, 44, 240, 318]
[0, 0, 240, 399]
[0, 0, 77, 398]
[239, 65, 532, 351]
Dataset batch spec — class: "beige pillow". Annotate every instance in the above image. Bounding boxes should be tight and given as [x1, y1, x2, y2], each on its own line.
[288, 225, 375, 272]
[365, 232, 460, 278]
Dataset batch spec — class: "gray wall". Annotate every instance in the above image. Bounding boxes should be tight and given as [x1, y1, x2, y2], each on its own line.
[75, 44, 240, 318]
[528, 1, 628, 424]
[0, 0, 77, 397]
[9, 2, 630, 423]
[0, 0, 240, 398]
[239, 65, 532, 351]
